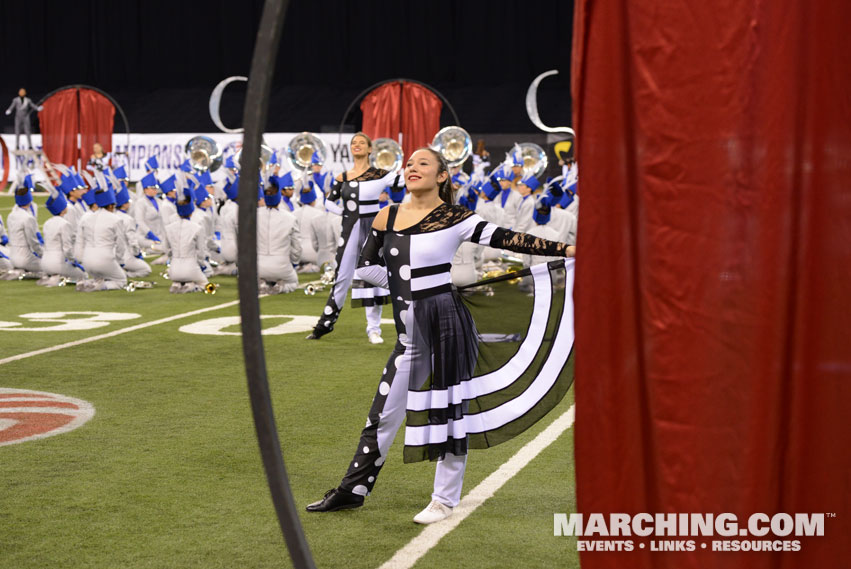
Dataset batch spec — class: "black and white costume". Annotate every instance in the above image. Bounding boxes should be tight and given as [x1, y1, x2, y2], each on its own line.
[311, 167, 395, 338]
[337, 203, 572, 507]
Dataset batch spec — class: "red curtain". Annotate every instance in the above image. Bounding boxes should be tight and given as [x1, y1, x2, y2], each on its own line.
[400, 82, 442, 163]
[572, 1, 850, 568]
[37, 88, 115, 168]
[360, 81, 442, 162]
[360, 82, 402, 142]
[38, 89, 80, 166]
[78, 88, 115, 160]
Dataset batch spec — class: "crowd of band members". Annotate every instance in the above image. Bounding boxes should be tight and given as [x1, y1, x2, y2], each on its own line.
[0, 142, 578, 294]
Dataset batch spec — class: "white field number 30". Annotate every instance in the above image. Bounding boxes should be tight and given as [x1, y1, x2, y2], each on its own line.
[0, 312, 141, 332]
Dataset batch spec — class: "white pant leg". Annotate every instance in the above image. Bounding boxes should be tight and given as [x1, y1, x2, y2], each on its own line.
[365, 304, 383, 336]
[432, 452, 468, 508]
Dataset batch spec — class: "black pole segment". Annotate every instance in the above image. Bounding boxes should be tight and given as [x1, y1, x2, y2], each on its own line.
[236, 1, 316, 568]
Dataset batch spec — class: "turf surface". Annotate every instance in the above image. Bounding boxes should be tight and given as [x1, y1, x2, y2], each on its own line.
[0, 194, 579, 568]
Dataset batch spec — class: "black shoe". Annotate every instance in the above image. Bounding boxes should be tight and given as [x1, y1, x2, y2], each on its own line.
[305, 488, 364, 512]
[305, 326, 331, 340]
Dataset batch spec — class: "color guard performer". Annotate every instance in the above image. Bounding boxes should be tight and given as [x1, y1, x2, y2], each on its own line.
[306, 132, 395, 344]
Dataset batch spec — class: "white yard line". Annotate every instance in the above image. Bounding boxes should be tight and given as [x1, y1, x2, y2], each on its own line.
[0, 299, 243, 366]
[378, 404, 576, 569]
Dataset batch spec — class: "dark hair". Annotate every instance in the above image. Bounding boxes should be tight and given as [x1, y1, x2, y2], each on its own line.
[417, 147, 454, 204]
[15, 187, 29, 196]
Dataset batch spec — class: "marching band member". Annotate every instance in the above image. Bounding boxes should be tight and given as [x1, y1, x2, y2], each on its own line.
[495, 165, 522, 229]
[518, 194, 565, 293]
[6, 176, 43, 275]
[39, 186, 85, 285]
[74, 176, 128, 292]
[190, 182, 218, 270]
[215, 170, 239, 275]
[133, 172, 165, 250]
[306, 132, 396, 344]
[310, 151, 334, 196]
[512, 173, 541, 233]
[0, 213, 11, 274]
[306, 147, 575, 522]
[162, 177, 209, 293]
[294, 181, 334, 272]
[271, 171, 298, 213]
[257, 179, 302, 294]
[115, 183, 152, 278]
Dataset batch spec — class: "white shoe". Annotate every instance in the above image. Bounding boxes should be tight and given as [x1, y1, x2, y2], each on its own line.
[413, 500, 453, 524]
[368, 332, 384, 345]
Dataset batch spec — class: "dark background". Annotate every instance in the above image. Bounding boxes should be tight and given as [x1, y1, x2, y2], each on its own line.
[0, 0, 573, 134]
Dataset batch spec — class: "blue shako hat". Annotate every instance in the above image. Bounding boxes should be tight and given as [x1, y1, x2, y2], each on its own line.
[197, 169, 214, 187]
[115, 183, 131, 207]
[159, 175, 176, 195]
[299, 182, 317, 205]
[224, 155, 237, 170]
[113, 165, 128, 180]
[141, 172, 159, 189]
[481, 179, 501, 200]
[493, 167, 514, 182]
[264, 184, 282, 207]
[194, 186, 210, 207]
[145, 155, 159, 171]
[532, 194, 551, 225]
[46, 190, 68, 216]
[15, 175, 34, 206]
[176, 189, 195, 218]
[179, 159, 193, 173]
[310, 151, 321, 165]
[94, 172, 117, 207]
[58, 173, 77, 195]
[81, 187, 97, 206]
[224, 174, 239, 201]
[275, 171, 294, 189]
[519, 174, 540, 191]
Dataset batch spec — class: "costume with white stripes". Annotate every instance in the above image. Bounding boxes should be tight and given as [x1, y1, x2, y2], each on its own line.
[310, 167, 394, 337]
[337, 203, 572, 506]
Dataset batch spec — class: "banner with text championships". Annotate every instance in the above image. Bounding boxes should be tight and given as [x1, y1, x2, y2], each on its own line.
[0, 133, 357, 183]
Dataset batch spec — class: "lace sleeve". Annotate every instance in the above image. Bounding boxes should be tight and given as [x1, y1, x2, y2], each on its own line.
[489, 227, 570, 257]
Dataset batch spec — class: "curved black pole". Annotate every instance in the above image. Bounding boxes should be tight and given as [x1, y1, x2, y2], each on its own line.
[236, 1, 315, 568]
[37, 84, 132, 150]
[336, 77, 461, 141]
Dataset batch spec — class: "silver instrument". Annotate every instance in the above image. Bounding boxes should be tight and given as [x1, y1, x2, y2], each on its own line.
[302, 264, 336, 295]
[235, 144, 275, 171]
[370, 138, 403, 172]
[125, 280, 156, 292]
[431, 126, 472, 167]
[185, 136, 223, 172]
[515, 142, 549, 178]
[286, 132, 329, 171]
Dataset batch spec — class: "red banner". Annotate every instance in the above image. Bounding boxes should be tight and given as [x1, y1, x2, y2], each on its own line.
[360, 81, 442, 163]
[572, 1, 851, 568]
[37, 87, 115, 168]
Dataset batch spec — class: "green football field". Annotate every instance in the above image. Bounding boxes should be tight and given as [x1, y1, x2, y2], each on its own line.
[0, 194, 579, 569]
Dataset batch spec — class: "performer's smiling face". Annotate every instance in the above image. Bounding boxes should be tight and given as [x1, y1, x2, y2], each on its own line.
[351, 135, 370, 158]
[405, 149, 448, 192]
